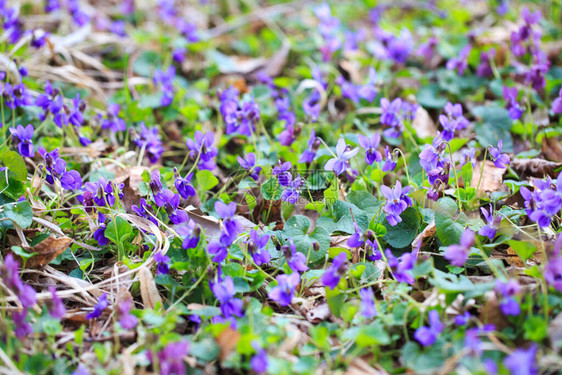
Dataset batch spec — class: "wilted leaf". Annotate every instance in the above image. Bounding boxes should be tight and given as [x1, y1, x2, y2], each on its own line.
[139, 266, 163, 310]
[216, 327, 240, 361]
[471, 160, 506, 193]
[22, 235, 73, 268]
[412, 106, 437, 139]
[510, 157, 562, 178]
[542, 136, 562, 162]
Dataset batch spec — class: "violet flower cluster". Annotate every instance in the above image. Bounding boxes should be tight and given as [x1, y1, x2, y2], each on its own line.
[386, 249, 415, 284]
[520, 174, 562, 228]
[211, 275, 244, 325]
[133, 122, 164, 163]
[414, 310, 444, 347]
[208, 201, 241, 263]
[439, 102, 469, 142]
[219, 86, 260, 137]
[379, 97, 418, 139]
[153, 67, 176, 107]
[186, 130, 218, 170]
[38, 147, 83, 191]
[0, 254, 37, 338]
[314, 4, 341, 62]
[336, 68, 377, 104]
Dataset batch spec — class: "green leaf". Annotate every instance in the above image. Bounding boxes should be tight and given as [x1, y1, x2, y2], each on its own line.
[196, 170, 219, 191]
[105, 217, 133, 244]
[523, 315, 548, 342]
[435, 197, 467, 246]
[507, 240, 537, 263]
[346, 191, 381, 218]
[132, 50, 161, 77]
[4, 200, 33, 228]
[325, 286, 344, 318]
[11, 245, 36, 260]
[402, 341, 447, 373]
[416, 84, 448, 109]
[281, 215, 330, 263]
[0, 150, 27, 181]
[383, 207, 421, 248]
[472, 105, 513, 152]
[261, 177, 281, 200]
[332, 201, 369, 233]
[356, 321, 391, 347]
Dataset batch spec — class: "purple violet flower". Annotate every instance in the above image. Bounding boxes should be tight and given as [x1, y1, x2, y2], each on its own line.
[160, 189, 188, 224]
[268, 272, 300, 306]
[273, 161, 292, 186]
[386, 249, 415, 284]
[101, 103, 126, 132]
[359, 288, 377, 318]
[48, 285, 66, 319]
[186, 131, 218, 171]
[86, 293, 108, 319]
[553, 87, 562, 114]
[299, 129, 320, 164]
[9, 124, 34, 157]
[414, 310, 444, 347]
[284, 240, 309, 273]
[118, 297, 138, 330]
[151, 341, 190, 375]
[321, 253, 347, 289]
[177, 220, 200, 250]
[281, 175, 303, 204]
[478, 204, 501, 240]
[503, 86, 524, 120]
[211, 276, 244, 319]
[444, 228, 475, 266]
[504, 344, 538, 375]
[446, 44, 471, 75]
[250, 342, 268, 374]
[246, 230, 271, 266]
[358, 133, 382, 165]
[153, 251, 171, 275]
[238, 153, 261, 181]
[324, 138, 359, 176]
[174, 170, 196, 199]
[382, 146, 397, 172]
[489, 140, 510, 169]
[381, 180, 412, 226]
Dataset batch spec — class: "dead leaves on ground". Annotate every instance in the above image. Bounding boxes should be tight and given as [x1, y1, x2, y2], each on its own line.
[5, 232, 73, 269]
[471, 160, 507, 194]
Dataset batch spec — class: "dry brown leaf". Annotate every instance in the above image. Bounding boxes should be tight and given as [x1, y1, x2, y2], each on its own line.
[305, 303, 331, 323]
[510, 157, 561, 178]
[542, 136, 562, 162]
[114, 166, 149, 197]
[479, 291, 509, 331]
[549, 313, 562, 353]
[138, 267, 162, 310]
[261, 42, 290, 77]
[412, 106, 437, 139]
[412, 220, 436, 253]
[471, 160, 506, 193]
[6, 234, 73, 269]
[345, 357, 385, 375]
[216, 327, 241, 361]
